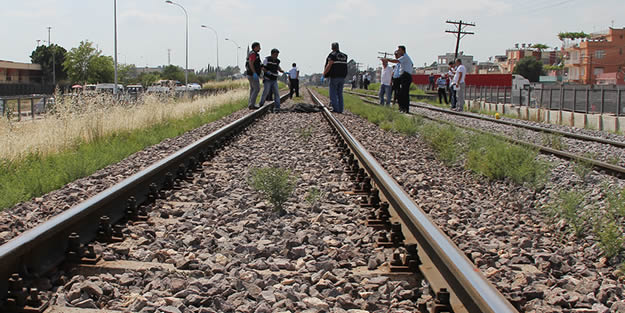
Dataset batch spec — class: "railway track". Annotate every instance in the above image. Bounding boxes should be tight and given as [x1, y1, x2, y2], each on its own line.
[0, 89, 519, 312]
[346, 90, 625, 178]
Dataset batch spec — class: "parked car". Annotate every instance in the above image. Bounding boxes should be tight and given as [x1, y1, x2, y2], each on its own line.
[126, 85, 144, 94]
[95, 83, 124, 93]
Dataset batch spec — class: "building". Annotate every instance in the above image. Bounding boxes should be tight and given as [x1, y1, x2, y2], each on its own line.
[564, 27, 625, 84]
[499, 44, 560, 74]
[595, 70, 625, 85]
[0, 60, 43, 84]
[437, 52, 474, 74]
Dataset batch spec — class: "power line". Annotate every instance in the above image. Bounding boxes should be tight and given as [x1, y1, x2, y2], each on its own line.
[445, 20, 476, 59]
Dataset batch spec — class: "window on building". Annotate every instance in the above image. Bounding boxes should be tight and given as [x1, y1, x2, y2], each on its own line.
[595, 50, 606, 59]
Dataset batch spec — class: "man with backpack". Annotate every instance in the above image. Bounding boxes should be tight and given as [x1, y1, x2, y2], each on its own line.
[245, 42, 262, 109]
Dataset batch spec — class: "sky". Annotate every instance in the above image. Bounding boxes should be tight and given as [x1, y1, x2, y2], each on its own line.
[1, 0, 624, 76]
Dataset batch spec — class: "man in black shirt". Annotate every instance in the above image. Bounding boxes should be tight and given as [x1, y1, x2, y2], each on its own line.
[258, 48, 284, 112]
[323, 42, 348, 113]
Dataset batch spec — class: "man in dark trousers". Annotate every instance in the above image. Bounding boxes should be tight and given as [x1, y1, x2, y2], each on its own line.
[288, 63, 299, 99]
[428, 73, 436, 90]
[245, 42, 262, 109]
[323, 42, 348, 113]
[437, 74, 448, 104]
[384, 45, 414, 113]
[258, 48, 284, 112]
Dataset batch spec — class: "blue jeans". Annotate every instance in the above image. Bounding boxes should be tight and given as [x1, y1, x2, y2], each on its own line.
[329, 77, 345, 113]
[449, 88, 457, 109]
[379, 84, 392, 105]
[247, 75, 260, 108]
[258, 79, 280, 110]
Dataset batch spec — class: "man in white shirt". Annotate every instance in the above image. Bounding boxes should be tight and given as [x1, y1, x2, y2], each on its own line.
[379, 59, 393, 106]
[452, 58, 466, 111]
[384, 45, 414, 113]
[287, 63, 299, 99]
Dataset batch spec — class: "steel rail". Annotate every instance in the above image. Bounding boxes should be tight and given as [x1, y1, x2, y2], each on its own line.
[308, 88, 518, 313]
[346, 90, 625, 149]
[355, 95, 625, 177]
[0, 94, 288, 301]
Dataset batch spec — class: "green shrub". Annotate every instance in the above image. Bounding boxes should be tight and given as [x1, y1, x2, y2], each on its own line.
[421, 123, 462, 165]
[594, 217, 624, 259]
[305, 187, 322, 207]
[549, 190, 588, 238]
[541, 133, 567, 150]
[466, 135, 550, 188]
[249, 167, 297, 214]
[573, 155, 594, 181]
[604, 183, 625, 218]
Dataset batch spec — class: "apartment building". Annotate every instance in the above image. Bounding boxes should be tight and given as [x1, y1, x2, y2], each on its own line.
[564, 27, 625, 84]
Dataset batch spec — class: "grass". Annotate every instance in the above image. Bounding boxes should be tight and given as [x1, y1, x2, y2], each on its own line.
[465, 135, 549, 188]
[547, 190, 588, 238]
[249, 167, 297, 214]
[573, 153, 596, 181]
[541, 133, 567, 150]
[202, 79, 249, 91]
[316, 88, 550, 188]
[0, 90, 249, 210]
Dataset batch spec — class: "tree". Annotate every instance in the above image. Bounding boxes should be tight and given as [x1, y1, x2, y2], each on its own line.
[117, 64, 137, 85]
[63, 40, 114, 84]
[531, 44, 549, 53]
[513, 56, 545, 82]
[138, 72, 160, 87]
[161, 65, 185, 82]
[30, 44, 67, 84]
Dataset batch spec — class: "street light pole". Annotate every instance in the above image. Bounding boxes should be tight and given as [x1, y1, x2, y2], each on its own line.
[165, 0, 188, 87]
[225, 38, 241, 71]
[201, 25, 219, 80]
[113, 0, 118, 95]
[47, 26, 56, 86]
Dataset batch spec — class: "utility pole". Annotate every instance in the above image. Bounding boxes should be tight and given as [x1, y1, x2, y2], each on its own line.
[47, 26, 56, 86]
[445, 20, 475, 59]
[168, 49, 171, 65]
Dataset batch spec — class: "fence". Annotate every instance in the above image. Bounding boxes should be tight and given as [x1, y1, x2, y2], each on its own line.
[0, 95, 52, 121]
[463, 85, 624, 116]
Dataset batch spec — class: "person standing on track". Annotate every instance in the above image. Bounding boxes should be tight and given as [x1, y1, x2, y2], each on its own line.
[448, 61, 457, 110]
[246, 42, 262, 109]
[437, 75, 448, 104]
[288, 63, 300, 99]
[384, 45, 414, 113]
[452, 58, 466, 111]
[323, 42, 348, 113]
[379, 58, 393, 106]
[258, 48, 285, 112]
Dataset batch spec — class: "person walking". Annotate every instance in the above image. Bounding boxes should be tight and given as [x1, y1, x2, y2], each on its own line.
[379, 58, 393, 106]
[323, 42, 348, 113]
[258, 48, 285, 112]
[364, 73, 370, 90]
[436, 74, 448, 104]
[245, 42, 262, 109]
[452, 58, 466, 111]
[288, 63, 299, 99]
[384, 45, 414, 113]
[448, 61, 456, 110]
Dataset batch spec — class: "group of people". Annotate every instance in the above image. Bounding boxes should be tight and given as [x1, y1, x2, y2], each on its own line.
[378, 46, 414, 113]
[244, 41, 418, 115]
[426, 59, 467, 112]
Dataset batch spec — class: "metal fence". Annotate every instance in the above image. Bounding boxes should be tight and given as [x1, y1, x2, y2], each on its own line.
[0, 95, 51, 121]
[464, 85, 625, 116]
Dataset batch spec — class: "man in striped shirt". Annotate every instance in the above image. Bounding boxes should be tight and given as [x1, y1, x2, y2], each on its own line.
[258, 48, 285, 112]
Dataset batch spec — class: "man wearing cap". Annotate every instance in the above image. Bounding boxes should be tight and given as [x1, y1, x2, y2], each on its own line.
[258, 48, 285, 112]
[323, 42, 348, 113]
[245, 42, 262, 109]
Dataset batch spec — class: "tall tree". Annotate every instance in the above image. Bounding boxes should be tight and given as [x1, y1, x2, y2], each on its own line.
[513, 56, 545, 82]
[161, 65, 185, 82]
[531, 43, 549, 53]
[30, 44, 67, 83]
[63, 40, 114, 84]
